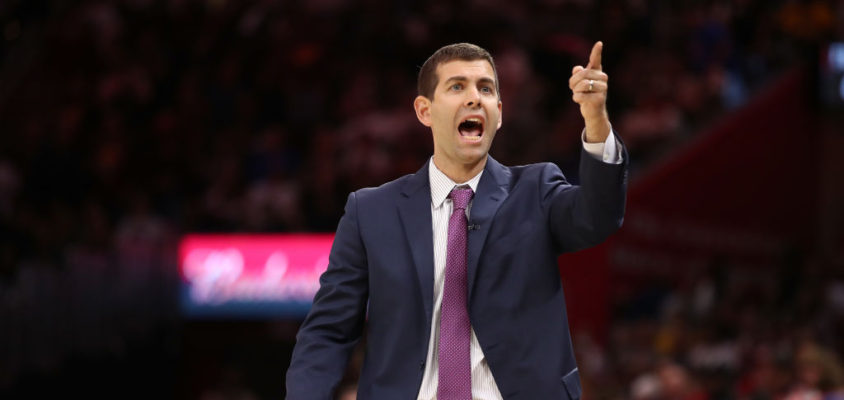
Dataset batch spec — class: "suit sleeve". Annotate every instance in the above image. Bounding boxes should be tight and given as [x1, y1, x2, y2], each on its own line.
[286, 192, 369, 400]
[540, 131, 629, 253]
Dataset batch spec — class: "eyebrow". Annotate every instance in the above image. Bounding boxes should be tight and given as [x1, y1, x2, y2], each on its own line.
[443, 76, 497, 87]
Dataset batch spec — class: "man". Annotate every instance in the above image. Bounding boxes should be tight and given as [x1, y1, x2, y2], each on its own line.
[287, 42, 627, 399]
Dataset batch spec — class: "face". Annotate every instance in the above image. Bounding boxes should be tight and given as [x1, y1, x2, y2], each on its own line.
[414, 59, 502, 175]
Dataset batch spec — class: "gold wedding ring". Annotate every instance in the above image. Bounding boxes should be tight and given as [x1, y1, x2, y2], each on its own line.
[588, 79, 594, 92]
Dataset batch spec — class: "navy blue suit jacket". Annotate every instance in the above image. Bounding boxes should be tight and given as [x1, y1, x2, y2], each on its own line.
[287, 141, 628, 399]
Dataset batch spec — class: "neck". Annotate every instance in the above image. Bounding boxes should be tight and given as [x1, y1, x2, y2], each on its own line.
[432, 155, 487, 183]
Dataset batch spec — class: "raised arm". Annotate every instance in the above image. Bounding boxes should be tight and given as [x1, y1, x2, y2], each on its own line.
[541, 41, 628, 252]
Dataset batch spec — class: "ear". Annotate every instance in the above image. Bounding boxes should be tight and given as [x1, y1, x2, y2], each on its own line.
[496, 99, 503, 129]
[414, 95, 432, 127]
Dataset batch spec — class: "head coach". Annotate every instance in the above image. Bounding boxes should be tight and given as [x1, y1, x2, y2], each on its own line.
[286, 41, 628, 400]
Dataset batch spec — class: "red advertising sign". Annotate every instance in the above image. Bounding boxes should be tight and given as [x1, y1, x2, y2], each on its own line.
[178, 234, 334, 318]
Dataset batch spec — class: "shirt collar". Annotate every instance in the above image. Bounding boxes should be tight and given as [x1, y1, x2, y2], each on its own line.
[428, 157, 483, 209]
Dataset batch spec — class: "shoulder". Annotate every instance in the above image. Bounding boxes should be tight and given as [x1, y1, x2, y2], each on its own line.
[350, 171, 419, 204]
[496, 161, 567, 187]
[508, 162, 561, 176]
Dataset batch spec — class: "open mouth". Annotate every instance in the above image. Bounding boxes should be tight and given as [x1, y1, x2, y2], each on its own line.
[458, 117, 484, 141]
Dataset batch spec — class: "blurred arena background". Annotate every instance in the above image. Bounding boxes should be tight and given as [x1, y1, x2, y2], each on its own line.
[1, 0, 843, 399]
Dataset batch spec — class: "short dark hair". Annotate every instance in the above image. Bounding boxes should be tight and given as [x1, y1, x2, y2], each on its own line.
[417, 43, 499, 100]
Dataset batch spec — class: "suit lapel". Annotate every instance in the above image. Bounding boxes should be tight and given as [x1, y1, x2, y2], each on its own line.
[398, 162, 435, 322]
[467, 156, 510, 301]
[397, 157, 511, 319]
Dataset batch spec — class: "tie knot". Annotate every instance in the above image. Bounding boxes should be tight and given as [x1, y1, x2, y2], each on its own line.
[449, 187, 474, 210]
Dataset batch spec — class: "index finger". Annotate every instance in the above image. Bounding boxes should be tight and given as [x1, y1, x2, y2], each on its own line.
[586, 41, 603, 70]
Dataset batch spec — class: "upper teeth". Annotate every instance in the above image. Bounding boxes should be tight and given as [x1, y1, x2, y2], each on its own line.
[466, 118, 481, 124]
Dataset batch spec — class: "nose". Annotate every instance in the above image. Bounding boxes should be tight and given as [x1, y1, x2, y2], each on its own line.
[465, 88, 481, 108]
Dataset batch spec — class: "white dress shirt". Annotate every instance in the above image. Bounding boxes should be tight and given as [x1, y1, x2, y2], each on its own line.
[416, 132, 622, 400]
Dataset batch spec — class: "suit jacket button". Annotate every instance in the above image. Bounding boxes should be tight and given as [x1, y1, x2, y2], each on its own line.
[419, 361, 425, 371]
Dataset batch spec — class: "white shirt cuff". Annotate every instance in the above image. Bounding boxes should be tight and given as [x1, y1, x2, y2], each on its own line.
[581, 129, 623, 164]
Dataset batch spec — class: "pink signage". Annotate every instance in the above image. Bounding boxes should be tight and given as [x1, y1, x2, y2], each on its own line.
[178, 234, 334, 317]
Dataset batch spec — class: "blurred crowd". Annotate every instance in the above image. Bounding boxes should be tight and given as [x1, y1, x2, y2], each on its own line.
[584, 250, 844, 400]
[1, 0, 842, 398]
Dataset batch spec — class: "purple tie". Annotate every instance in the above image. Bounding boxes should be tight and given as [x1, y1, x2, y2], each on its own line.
[438, 187, 474, 400]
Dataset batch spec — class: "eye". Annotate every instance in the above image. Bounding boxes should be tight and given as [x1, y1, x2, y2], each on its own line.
[480, 86, 492, 94]
[450, 83, 463, 91]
